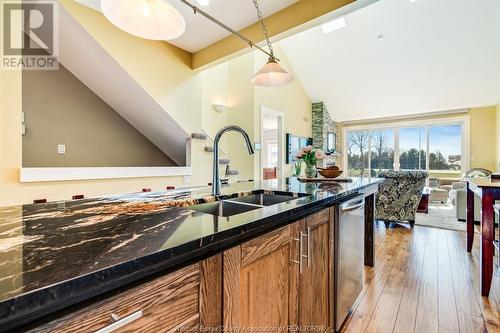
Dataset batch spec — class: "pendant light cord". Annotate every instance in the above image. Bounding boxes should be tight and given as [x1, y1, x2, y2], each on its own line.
[251, 0, 274, 60]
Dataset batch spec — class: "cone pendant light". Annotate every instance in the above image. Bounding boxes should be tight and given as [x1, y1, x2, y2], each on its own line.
[100, 0, 186, 40]
[251, 0, 294, 87]
[252, 57, 294, 87]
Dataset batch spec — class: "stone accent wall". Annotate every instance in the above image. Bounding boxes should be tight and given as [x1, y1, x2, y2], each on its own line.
[312, 102, 340, 167]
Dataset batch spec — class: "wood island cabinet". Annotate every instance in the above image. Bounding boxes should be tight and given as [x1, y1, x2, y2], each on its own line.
[29, 208, 335, 333]
[222, 208, 333, 333]
[298, 209, 332, 331]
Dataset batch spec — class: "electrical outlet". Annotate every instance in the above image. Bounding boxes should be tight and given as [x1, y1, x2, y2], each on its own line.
[183, 175, 191, 184]
[57, 144, 66, 154]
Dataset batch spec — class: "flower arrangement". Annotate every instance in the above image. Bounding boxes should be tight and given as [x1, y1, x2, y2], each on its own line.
[295, 145, 326, 178]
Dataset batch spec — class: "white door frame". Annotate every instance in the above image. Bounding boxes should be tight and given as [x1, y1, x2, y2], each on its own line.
[260, 106, 285, 180]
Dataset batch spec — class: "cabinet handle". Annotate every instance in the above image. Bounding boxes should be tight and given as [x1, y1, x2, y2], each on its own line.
[290, 233, 304, 274]
[306, 227, 311, 267]
[301, 230, 310, 268]
[95, 310, 143, 333]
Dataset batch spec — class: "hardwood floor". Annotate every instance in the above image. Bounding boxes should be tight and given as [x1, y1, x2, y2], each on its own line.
[341, 223, 500, 333]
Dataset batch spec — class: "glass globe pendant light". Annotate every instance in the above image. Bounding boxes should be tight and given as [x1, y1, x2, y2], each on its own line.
[100, 0, 186, 40]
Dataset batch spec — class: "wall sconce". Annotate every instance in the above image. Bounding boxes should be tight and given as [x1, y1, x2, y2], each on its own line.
[212, 104, 226, 113]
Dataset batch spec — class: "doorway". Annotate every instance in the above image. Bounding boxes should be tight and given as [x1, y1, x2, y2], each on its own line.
[260, 107, 284, 180]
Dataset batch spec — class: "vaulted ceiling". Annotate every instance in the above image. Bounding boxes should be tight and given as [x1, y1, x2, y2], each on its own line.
[279, 0, 500, 122]
[75, 0, 298, 52]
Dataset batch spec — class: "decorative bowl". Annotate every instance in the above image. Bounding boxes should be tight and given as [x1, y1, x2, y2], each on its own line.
[318, 169, 343, 178]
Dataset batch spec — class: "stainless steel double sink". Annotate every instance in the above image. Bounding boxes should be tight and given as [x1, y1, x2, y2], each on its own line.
[185, 192, 307, 217]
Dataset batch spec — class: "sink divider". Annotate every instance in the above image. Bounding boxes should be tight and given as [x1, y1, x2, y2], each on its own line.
[222, 199, 265, 208]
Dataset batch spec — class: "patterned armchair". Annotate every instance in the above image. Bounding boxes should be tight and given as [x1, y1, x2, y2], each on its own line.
[376, 170, 428, 228]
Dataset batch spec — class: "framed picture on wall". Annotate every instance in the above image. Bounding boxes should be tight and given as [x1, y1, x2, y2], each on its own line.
[286, 133, 313, 164]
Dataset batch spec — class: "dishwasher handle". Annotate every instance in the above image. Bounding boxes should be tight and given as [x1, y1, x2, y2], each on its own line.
[341, 198, 364, 212]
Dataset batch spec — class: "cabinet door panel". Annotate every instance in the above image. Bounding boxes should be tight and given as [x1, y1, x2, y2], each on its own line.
[223, 224, 300, 333]
[241, 226, 291, 266]
[299, 209, 331, 331]
[240, 245, 290, 330]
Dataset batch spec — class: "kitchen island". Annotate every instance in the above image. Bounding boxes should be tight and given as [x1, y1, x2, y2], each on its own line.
[0, 177, 381, 332]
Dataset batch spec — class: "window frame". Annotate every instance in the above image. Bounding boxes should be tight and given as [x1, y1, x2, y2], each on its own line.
[342, 115, 470, 176]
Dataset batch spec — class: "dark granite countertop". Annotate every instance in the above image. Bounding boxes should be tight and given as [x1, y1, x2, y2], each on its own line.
[0, 177, 381, 331]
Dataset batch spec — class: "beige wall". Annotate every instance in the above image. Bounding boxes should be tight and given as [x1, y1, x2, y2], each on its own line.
[341, 106, 498, 172]
[0, 2, 313, 206]
[22, 61, 175, 167]
[0, 1, 192, 206]
[198, 46, 312, 181]
[60, 0, 201, 135]
[254, 46, 312, 179]
[1, 63, 188, 206]
[227, 53, 256, 180]
[468, 106, 496, 171]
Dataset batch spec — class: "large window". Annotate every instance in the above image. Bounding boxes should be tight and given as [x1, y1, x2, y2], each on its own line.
[428, 125, 462, 171]
[346, 130, 371, 177]
[344, 119, 468, 177]
[399, 127, 426, 170]
[346, 129, 395, 177]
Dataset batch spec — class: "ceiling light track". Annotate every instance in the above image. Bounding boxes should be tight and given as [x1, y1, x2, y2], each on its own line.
[178, 0, 278, 61]
[100, 0, 293, 86]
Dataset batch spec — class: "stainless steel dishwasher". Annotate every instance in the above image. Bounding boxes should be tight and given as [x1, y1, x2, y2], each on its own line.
[334, 195, 365, 332]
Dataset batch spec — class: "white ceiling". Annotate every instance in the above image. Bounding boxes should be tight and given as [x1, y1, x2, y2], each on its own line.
[279, 0, 500, 122]
[75, 0, 297, 52]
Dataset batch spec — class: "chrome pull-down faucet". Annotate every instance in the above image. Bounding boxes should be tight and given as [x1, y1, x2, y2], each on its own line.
[212, 125, 255, 196]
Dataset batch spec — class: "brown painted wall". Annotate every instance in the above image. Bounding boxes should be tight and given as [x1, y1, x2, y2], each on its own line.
[22, 62, 176, 167]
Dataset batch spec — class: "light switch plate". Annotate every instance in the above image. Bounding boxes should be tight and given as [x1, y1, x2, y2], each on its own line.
[57, 144, 66, 154]
[183, 175, 191, 184]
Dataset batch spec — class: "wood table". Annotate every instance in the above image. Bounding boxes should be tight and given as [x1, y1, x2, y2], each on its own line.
[466, 178, 499, 296]
[417, 187, 431, 214]
[493, 204, 500, 267]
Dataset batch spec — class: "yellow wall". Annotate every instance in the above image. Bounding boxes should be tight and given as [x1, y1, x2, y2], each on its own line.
[468, 106, 496, 171]
[22, 61, 175, 167]
[0, 65, 187, 206]
[0, 1, 313, 206]
[253, 46, 312, 179]
[341, 106, 498, 172]
[60, 0, 201, 135]
[198, 46, 312, 181]
[226, 53, 256, 180]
